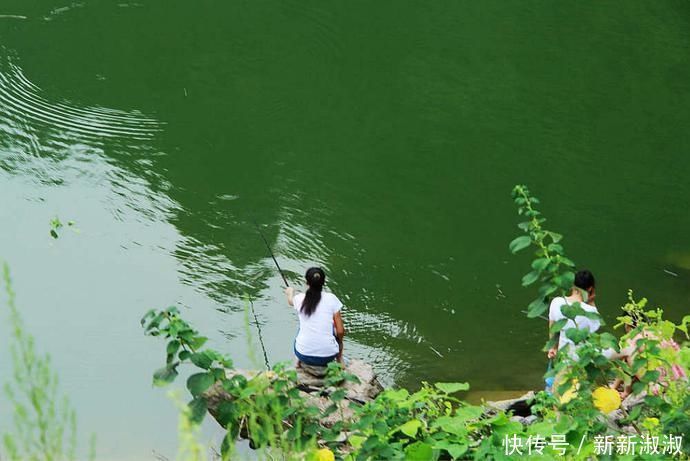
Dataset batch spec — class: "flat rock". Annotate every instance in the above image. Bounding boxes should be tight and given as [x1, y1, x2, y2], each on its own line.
[204, 359, 384, 429]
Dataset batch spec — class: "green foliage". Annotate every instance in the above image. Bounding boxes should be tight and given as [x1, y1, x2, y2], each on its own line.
[1, 262, 95, 461]
[510, 185, 690, 459]
[510, 185, 578, 318]
[143, 306, 523, 460]
[140, 185, 690, 460]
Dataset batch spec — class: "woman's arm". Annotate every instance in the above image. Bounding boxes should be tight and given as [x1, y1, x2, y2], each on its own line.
[333, 312, 345, 362]
[285, 287, 295, 306]
[547, 320, 559, 359]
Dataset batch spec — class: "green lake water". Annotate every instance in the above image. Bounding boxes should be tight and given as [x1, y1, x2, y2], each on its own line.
[2, 1, 690, 459]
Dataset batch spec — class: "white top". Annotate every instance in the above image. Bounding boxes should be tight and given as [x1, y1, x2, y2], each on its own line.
[549, 296, 601, 358]
[293, 292, 342, 357]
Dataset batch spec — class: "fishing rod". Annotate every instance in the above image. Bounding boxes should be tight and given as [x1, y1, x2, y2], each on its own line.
[246, 221, 292, 370]
[253, 221, 290, 287]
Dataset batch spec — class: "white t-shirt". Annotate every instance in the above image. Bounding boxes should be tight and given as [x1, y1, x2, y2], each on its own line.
[549, 296, 601, 358]
[293, 292, 342, 357]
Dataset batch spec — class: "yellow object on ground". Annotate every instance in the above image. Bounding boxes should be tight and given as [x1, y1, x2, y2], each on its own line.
[592, 387, 621, 414]
[315, 448, 335, 461]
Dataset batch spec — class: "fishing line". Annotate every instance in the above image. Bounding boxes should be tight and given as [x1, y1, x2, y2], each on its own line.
[247, 221, 290, 371]
[253, 221, 290, 287]
[247, 294, 270, 370]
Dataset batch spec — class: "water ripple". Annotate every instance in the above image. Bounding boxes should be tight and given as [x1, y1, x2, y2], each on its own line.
[0, 57, 163, 145]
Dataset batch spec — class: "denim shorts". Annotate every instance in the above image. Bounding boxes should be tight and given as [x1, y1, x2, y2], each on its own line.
[294, 342, 337, 366]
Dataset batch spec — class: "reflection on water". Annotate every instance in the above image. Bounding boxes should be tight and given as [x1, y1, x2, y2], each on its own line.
[0, 50, 414, 459]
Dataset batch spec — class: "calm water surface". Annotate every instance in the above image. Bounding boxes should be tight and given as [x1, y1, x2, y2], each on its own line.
[2, 1, 690, 459]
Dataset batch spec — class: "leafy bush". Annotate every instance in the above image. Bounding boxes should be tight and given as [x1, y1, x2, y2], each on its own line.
[142, 185, 690, 460]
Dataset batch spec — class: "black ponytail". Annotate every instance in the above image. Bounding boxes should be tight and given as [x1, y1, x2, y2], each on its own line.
[301, 267, 325, 317]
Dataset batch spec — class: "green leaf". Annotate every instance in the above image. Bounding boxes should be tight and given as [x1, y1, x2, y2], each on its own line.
[565, 327, 590, 344]
[433, 441, 468, 460]
[153, 364, 178, 387]
[350, 435, 366, 449]
[432, 416, 466, 436]
[398, 419, 422, 438]
[632, 381, 646, 395]
[384, 388, 409, 402]
[560, 256, 575, 267]
[140, 309, 156, 326]
[549, 319, 568, 334]
[521, 270, 540, 286]
[622, 405, 642, 423]
[581, 310, 602, 322]
[188, 397, 207, 424]
[599, 333, 619, 351]
[189, 336, 208, 350]
[531, 258, 550, 271]
[434, 382, 469, 394]
[330, 389, 346, 402]
[640, 370, 660, 384]
[404, 441, 433, 460]
[166, 340, 180, 357]
[187, 372, 215, 396]
[538, 283, 558, 298]
[455, 405, 483, 421]
[509, 236, 532, 254]
[527, 298, 547, 318]
[178, 350, 192, 361]
[547, 243, 564, 253]
[214, 401, 236, 427]
[553, 271, 574, 289]
[190, 351, 214, 369]
[561, 302, 585, 320]
[549, 232, 563, 243]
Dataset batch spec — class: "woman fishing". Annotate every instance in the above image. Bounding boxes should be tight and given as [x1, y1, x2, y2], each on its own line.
[285, 267, 345, 367]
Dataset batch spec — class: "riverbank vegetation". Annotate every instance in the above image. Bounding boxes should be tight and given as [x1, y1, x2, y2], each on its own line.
[3, 185, 690, 460]
[140, 186, 690, 460]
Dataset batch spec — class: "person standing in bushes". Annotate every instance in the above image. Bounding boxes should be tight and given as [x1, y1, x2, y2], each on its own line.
[285, 267, 346, 367]
[547, 269, 600, 360]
